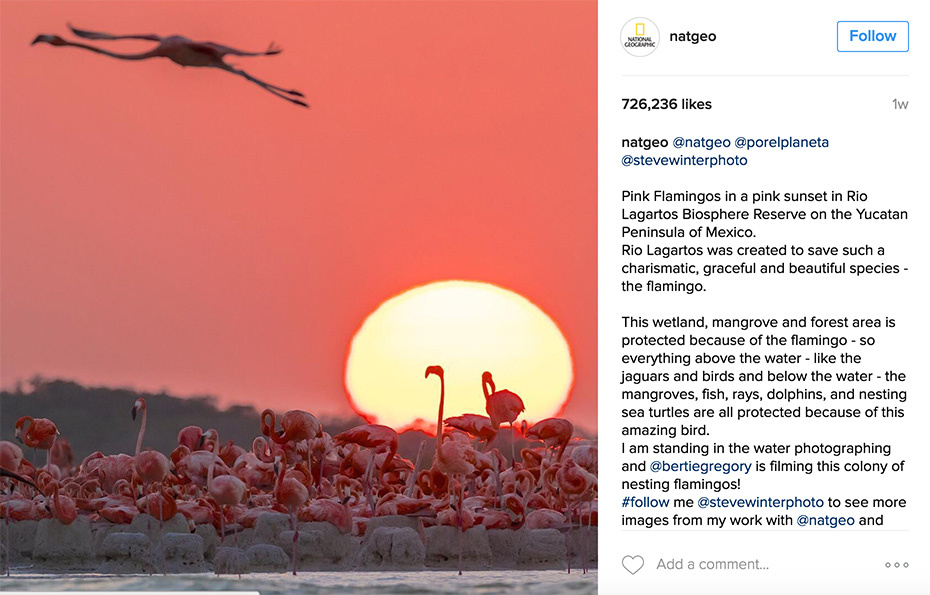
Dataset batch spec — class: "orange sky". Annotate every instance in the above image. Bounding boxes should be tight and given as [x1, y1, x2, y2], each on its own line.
[0, 1, 597, 431]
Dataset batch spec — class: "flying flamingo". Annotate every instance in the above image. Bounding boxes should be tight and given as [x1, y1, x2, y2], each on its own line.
[15, 416, 58, 470]
[31, 24, 308, 107]
[132, 398, 170, 520]
[482, 372, 525, 465]
[273, 457, 309, 575]
[426, 365, 476, 575]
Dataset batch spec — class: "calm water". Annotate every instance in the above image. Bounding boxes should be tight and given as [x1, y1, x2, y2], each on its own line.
[1, 570, 597, 594]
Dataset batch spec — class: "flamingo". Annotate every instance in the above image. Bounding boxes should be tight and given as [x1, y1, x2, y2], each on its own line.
[219, 440, 246, 467]
[15, 416, 59, 470]
[135, 483, 178, 522]
[443, 414, 498, 450]
[31, 24, 308, 107]
[426, 365, 476, 575]
[304, 496, 353, 535]
[207, 462, 247, 545]
[131, 398, 171, 530]
[0, 468, 37, 490]
[261, 409, 323, 471]
[177, 426, 205, 451]
[333, 424, 398, 508]
[0, 441, 24, 475]
[525, 418, 574, 462]
[482, 372, 525, 465]
[232, 438, 276, 496]
[49, 439, 75, 474]
[45, 481, 77, 525]
[556, 459, 596, 574]
[273, 457, 309, 575]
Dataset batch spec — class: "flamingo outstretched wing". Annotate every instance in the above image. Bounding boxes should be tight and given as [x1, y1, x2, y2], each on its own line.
[69, 23, 162, 42]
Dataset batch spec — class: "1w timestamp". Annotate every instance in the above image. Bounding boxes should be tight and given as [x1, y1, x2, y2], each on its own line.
[622, 98, 712, 110]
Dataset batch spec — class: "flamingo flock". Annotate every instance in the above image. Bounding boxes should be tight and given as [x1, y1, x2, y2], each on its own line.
[1, 368, 596, 575]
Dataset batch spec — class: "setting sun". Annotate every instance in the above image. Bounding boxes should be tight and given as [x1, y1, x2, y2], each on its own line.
[345, 281, 574, 432]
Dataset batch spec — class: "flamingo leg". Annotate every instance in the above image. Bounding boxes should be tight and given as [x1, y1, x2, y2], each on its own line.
[456, 475, 463, 576]
[233, 506, 242, 579]
[290, 506, 298, 576]
[4, 512, 9, 576]
[363, 455, 375, 515]
[581, 504, 591, 574]
[510, 423, 516, 468]
[494, 458, 502, 510]
[405, 445, 422, 498]
[159, 490, 166, 575]
[220, 65, 308, 107]
[566, 502, 572, 574]
[219, 506, 225, 546]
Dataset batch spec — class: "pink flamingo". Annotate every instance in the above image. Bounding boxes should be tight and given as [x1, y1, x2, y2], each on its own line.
[15, 416, 59, 470]
[0, 441, 24, 475]
[177, 426, 205, 451]
[333, 424, 398, 509]
[207, 462, 247, 545]
[426, 365, 476, 575]
[45, 481, 77, 525]
[273, 457, 309, 575]
[525, 418, 574, 462]
[132, 398, 170, 520]
[557, 459, 596, 574]
[262, 409, 323, 471]
[135, 483, 178, 522]
[232, 438, 276, 495]
[305, 497, 353, 534]
[219, 440, 245, 467]
[31, 24, 308, 107]
[443, 414, 498, 450]
[482, 372, 526, 465]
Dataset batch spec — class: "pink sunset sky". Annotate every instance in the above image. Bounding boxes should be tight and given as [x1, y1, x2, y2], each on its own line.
[0, 1, 597, 431]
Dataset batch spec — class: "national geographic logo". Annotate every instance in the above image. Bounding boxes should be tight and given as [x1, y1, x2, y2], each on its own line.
[622, 17, 659, 57]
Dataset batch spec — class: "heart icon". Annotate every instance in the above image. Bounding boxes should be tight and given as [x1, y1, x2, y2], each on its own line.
[623, 555, 645, 575]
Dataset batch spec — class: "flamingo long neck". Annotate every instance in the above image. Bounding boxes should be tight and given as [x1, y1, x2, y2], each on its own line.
[436, 373, 445, 446]
[135, 403, 146, 456]
[17, 417, 33, 440]
[262, 410, 278, 439]
[61, 41, 160, 61]
[483, 376, 495, 400]
[207, 458, 215, 492]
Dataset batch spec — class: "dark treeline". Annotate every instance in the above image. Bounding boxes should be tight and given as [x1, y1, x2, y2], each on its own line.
[0, 377, 368, 462]
[1, 377, 591, 465]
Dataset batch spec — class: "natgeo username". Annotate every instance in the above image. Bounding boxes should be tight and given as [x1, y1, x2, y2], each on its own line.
[622, 98, 712, 110]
